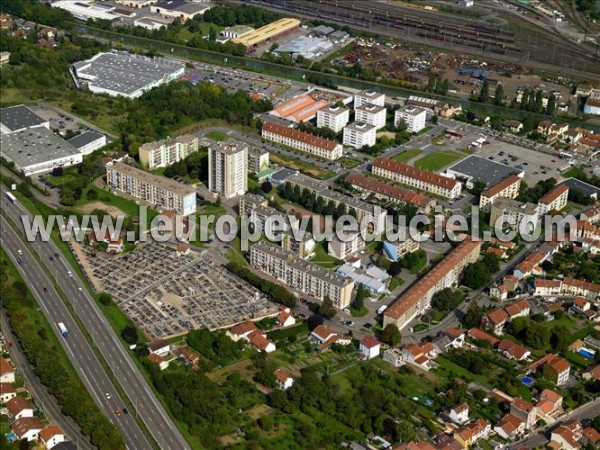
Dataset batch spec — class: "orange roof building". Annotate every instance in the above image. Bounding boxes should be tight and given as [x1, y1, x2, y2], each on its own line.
[262, 121, 343, 160]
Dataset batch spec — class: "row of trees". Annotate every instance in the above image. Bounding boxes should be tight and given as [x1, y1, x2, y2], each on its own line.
[426, 73, 451, 96]
[281, 183, 356, 220]
[163, 148, 208, 182]
[0, 256, 125, 449]
[225, 261, 297, 307]
[517, 178, 557, 203]
[462, 253, 500, 289]
[203, 4, 281, 28]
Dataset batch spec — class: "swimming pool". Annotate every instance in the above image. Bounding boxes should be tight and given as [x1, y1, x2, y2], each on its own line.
[578, 348, 596, 359]
[521, 376, 534, 385]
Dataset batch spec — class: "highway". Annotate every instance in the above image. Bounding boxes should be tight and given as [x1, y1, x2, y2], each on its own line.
[0, 210, 151, 449]
[1, 191, 190, 450]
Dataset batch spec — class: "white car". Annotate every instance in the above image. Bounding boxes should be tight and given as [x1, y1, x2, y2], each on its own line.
[105, 393, 111, 400]
[67, 271, 73, 277]
[17, 249, 22, 255]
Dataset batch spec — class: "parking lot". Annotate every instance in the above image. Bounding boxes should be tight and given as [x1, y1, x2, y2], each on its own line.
[77, 241, 278, 338]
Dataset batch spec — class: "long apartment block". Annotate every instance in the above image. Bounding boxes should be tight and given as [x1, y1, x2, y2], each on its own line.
[479, 175, 522, 208]
[262, 121, 343, 160]
[284, 173, 386, 234]
[139, 134, 199, 169]
[249, 243, 355, 309]
[106, 161, 196, 215]
[383, 239, 482, 330]
[371, 157, 462, 199]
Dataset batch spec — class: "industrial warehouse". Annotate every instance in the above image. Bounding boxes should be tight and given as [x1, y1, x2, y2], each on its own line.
[71, 51, 185, 98]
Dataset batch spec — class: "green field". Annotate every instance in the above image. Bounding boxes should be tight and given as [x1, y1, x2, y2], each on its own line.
[392, 149, 422, 163]
[414, 151, 464, 171]
[310, 243, 342, 269]
[206, 131, 229, 142]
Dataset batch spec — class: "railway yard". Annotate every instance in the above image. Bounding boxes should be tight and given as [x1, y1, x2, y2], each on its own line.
[243, 0, 600, 80]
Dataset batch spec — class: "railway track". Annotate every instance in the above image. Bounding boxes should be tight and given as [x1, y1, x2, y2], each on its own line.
[242, 0, 600, 79]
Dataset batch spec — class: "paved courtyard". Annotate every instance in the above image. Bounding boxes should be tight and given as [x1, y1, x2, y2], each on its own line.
[76, 241, 277, 338]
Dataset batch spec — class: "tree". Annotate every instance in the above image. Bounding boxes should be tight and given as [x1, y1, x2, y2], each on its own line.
[462, 263, 491, 289]
[98, 292, 113, 306]
[535, 90, 544, 113]
[479, 80, 490, 103]
[317, 297, 337, 320]
[471, 179, 487, 196]
[121, 325, 139, 344]
[381, 324, 401, 346]
[494, 84, 504, 105]
[546, 94, 556, 115]
[261, 181, 272, 193]
[520, 89, 529, 110]
[209, 27, 217, 41]
[481, 253, 500, 273]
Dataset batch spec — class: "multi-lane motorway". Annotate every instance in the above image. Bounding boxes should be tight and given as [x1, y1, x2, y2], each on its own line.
[1, 191, 190, 450]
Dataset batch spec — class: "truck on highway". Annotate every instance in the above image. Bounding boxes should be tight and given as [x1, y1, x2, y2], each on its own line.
[5, 191, 16, 204]
[377, 305, 388, 315]
[57, 322, 69, 338]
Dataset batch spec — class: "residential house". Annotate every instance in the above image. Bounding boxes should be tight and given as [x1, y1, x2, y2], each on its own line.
[40, 424, 66, 449]
[6, 396, 34, 420]
[505, 299, 530, 319]
[147, 353, 169, 371]
[494, 414, 525, 440]
[581, 427, 600, 447]
[383, 348, 405, 368]
[247, 329, 276, 353]
[359, 336, 381, 360]
[550, 421, 583, 450]
[536, 389, 563, 416]
[535, 279, 563, 297]
[11, 417, 44, 442]
[527, 354, 571, 386]
[467, 328, 499, 347]
[510, 397, 537, 429]
[454, 419, 490, 449]
[147, 339, 170, 357]
[582, 364, 600, 381]
[400, 343, 438, 370]
[481, 308, 509, 334]
[0, 383, 17, 403]
[174, 347, 200, 366]
[227, 320, 257, 342]
[490, 284, 509, 301]
[0, 356, 15, 383]
[274, 368, 294, 390]
[276, 308, 296, 328]
[446, 403, 469, 425]
[498, 339, 531, 361]
[444, 327, 465, 348]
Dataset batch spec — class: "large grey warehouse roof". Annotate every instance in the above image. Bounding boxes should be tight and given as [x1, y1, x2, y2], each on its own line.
[1, 127, 80, 168]
[72, 52, 183, 96]
[0, 105, 47, 133]
[447, 155, 521, 187]
[559, 178, 600, 198]
[154, 0, 210, 14]
[67, 130, 105, 149]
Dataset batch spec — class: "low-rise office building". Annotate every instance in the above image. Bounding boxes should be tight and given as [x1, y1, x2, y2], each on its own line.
[250, 243, 355, 308]
[372, 157, 462, 199]
[383, 239, 481, 330]
[316, 104, 349, 133]
[479, 175, 522, 208]
[343, 122, 377, 149]
[106, 161, 196, 215]
[355, 104, 386, 130]
[139, 134, 198, 169]
[262, 122, 343, 160]
[395, 105, 426, 133]
[151, 0, 211, 21]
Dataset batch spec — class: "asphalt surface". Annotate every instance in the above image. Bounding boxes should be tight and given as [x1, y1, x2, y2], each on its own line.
[0, 311, 94, 450]
[1, 191, 190, 450]
[0, 211, 151, 450]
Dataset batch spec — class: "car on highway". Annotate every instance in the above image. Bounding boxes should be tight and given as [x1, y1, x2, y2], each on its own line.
[67, 271, 73, 277]
[17, 249, 22, 255]
[115, 409, 122, 417]
[43, 287, 48, 293]
[105, 393, 111, 400]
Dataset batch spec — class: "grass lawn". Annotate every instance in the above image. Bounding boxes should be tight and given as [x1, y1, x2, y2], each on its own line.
[562, 166, 586, 179]
[414, 151, 463, 171]
[350, 305, 369, 317]
[388, 276, 404, 291]
[431, 133, 446, 146]
[338, 157, 361, 169]
[415, 125, 434, 136]
[310, 243, 342, 269]
[206, 131, 229, 142]
[177, 24, 223, 42]
[392, 149, 421, 163]
[434, 356, 492, 385]
[270, 153, 334, 180]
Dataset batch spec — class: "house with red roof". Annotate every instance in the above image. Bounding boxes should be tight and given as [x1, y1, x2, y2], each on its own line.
[248, 329, 276, 353]
[536, 389, 563, 416]
[582, 364, 600, 381]
[6, 397, 34, 420]
[309, 325, 351, 352]
[40, 424, 66, 449]
[276, 308, 296, 328]
[274, 368, 294, 390]
[550, 421, 583, 450]
[510, 397, 537, 429]
[494, 414, 525, 440]
[0, 383, 17, 404]
[454, 418, 490, 449]
[11, 417, 43, 442]
[445, 402, 469, 425]
[147, 353, 169, 371]
[0, 356, 15, 384]
[498, 339, 530, 361]
[359, 336, 381, 360]
[400, 343, 438, 370]
[227, 320, 258, 342]
[528, 354, 571, 386]
[467, 328, 499, 347]
[481, 308, 509, 334]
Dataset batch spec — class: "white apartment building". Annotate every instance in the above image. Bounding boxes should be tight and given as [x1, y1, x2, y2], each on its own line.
[372, 157, 462, 199]
[139, 134, 199, 169]
[343, 122, 377, 149]
[106, 162, 196, 215]
[479, 175, 522, 208]
[208, 140, 248, 199]
[355, 104, 387, 130]
[262, 122, 343, 160]
[395, 105, 427, 133]
[316, 104, 350, 133]
[538, 184, 569, 215]
[354, 89, 385, 108]
[250, 243, 355, 309]
[328, 232, 365, 259]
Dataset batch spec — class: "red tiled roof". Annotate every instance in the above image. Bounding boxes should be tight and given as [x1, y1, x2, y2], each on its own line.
[583, 427, 600, 444]
[6, 397, 33, 416]
[262, 121, 339, 152]
[539, 184, 569, 205]
[486, 308, 509, 325]
[0, 382, 15, 394]
[274, 368, 291, 383]
[499, 339, 529, 360]
[11, 417, 43, 438]
[540, 389, 562, 405]
[585, 364, 600, 380]
[311, 325, 336, 342]
[0, 356, 13, 375]
[360, 335, 380, 348]
[385, 240, 481, 320]
[40, 424, 64, 442]
[481, 175, 521, 199]
[505, 299, 529, 317]
[248, 330, 273, 351]
[372, 157, 460, 190]
[467, 328, 499, 347]
[346, 172, 434, 209]
[512, 397, 535, 413]
[230, 320, 257, 337]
